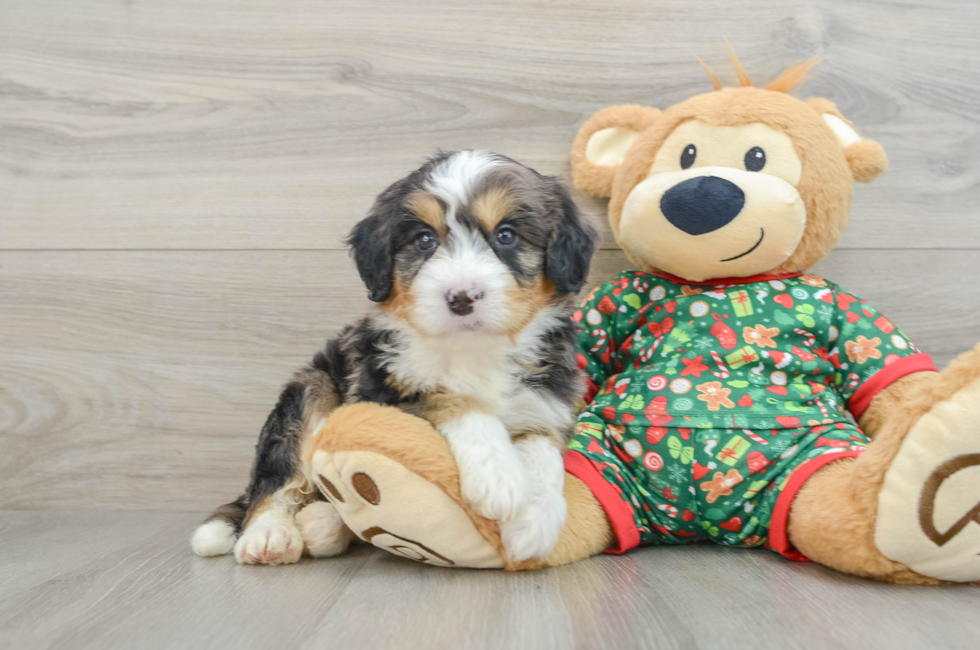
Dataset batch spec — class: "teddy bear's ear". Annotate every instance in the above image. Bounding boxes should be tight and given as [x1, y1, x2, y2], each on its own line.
[571, 105, 661, 198]
[808, 98, 889, 183]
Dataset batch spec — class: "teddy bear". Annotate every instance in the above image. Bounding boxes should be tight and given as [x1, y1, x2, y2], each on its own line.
[300, 53, 980, 584]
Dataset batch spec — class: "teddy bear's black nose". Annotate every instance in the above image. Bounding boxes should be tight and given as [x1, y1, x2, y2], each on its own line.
[660, 176, 745, 235]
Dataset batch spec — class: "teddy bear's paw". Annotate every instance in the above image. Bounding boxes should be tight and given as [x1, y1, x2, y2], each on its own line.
[309, 447, 505, 568]
[875, 374, 980, 582]
[499, 488, 567, 562]
[457, 446, 529, 522]
[296, 501, 353, 558]
[233, 509, 304, 565]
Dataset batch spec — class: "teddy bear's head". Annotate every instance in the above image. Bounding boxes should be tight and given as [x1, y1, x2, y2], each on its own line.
[571, 55, 889, 282]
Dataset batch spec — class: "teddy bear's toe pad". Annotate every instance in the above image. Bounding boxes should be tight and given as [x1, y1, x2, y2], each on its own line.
[310, 449, 504, 569]
[876, 376, 980, 582]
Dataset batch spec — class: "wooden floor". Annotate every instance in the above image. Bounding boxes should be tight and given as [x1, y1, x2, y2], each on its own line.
[0, 511, 977, 650]
[3, 0, 980, 647]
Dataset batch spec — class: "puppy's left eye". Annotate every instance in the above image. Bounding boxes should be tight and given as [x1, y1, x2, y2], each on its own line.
[495, 226, 518, 247]
[416, 230, 438, 251]
[745, 146, 766, 172]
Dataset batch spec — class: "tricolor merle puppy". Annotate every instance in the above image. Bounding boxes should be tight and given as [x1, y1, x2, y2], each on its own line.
[191, 151, 598, 564]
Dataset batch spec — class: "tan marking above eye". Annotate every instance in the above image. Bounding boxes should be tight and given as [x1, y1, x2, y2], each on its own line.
[471, 186, 517, 232]
[406, 191, 447, 236]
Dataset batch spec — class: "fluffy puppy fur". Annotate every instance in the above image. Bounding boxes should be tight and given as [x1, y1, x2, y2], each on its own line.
[191, 150, 599, 565]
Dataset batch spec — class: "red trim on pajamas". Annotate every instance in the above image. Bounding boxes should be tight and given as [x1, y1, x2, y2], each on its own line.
[847, 353, 937, 419]
[768, 450, 864, 562]
[564, 450, 641, 554]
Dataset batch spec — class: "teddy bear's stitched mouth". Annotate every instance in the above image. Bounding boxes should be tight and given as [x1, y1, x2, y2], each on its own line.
[720, 227, 765, 262]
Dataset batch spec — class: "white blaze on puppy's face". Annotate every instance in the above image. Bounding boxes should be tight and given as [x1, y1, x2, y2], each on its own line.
[410, 222, 517, 335]
[406, 151, 522, 336]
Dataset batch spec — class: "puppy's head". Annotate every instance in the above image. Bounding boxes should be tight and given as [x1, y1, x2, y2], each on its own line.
[347, 151, 598, 337]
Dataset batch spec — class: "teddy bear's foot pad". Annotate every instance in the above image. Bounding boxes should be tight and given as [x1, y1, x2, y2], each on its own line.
[310, 448, 504, 568]
[876, 376, 980, 582]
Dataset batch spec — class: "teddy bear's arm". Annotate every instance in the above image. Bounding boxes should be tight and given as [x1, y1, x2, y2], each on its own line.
[857, 371, 941, 438]
[828, 284, 938, 427]
[575, 280, 625, 401]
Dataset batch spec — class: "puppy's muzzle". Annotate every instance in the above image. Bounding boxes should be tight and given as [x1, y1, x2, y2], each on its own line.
[660, 175, 746, 235]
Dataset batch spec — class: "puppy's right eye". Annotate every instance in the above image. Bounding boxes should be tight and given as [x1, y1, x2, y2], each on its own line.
[416, 230, 438, 252]
[680, 144, 697, 169]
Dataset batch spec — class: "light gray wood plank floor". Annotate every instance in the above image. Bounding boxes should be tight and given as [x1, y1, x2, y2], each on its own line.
[3, 0, 980, 647]
[1, 511, 978, 650]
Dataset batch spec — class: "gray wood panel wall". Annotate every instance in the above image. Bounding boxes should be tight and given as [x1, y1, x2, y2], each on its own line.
[2, 0, 978, 512]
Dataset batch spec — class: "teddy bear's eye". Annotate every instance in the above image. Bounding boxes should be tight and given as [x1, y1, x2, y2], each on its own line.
[680, 144, 697, 169]
[745, 146, 766, 172]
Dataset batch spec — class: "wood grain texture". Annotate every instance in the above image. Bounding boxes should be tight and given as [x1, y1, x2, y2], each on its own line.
[1, 0, 979, 250]
[0, 511, 977, 650]
[1, 248, 978, 511]
[2, 1, 980, 644]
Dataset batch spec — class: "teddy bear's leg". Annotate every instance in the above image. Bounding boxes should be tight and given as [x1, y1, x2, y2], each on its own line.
[305, 403, 509, 568]
[789, 345, 980, 584]
[303, 402, 615, 570]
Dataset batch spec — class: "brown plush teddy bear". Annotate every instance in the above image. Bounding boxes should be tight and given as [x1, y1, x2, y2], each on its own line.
[302, 54, 980, 584]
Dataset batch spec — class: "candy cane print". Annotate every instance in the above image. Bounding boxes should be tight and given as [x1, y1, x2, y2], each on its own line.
[793, 328, 816, 347]
[638, 339, 658, 362]
[656, 504, 679, 518]
[741, 429, 768, 445]
[846, 372, 861, 391]
[814, 398, 830, 418]
[710, 350, 730, 378]
[589, 329, 608, 354]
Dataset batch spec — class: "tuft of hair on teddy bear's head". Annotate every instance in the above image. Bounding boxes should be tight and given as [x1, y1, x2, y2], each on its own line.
[571, 49, 889, 282]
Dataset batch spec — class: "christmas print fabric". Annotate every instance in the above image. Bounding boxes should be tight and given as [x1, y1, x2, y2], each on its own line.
[567, 271, 934, 553]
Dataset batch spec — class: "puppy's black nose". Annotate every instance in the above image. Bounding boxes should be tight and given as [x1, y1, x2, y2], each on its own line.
[660, 176, 745, 235]
[447, 290, 475, 316]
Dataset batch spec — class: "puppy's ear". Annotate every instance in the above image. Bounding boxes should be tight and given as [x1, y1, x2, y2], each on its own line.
[545, 180, 599, 294]
[347, 211, 394, 302]
[571, 104, 661, 198]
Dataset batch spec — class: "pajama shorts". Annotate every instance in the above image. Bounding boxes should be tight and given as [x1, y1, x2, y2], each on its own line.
[564, 412, 869, 561]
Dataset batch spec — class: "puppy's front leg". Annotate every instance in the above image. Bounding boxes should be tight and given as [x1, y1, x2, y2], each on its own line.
[438, 412, 529, 522]
[499, 435, 567, 562]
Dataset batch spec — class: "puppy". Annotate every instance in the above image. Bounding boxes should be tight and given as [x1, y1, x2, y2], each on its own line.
[191, 150, 598, 564]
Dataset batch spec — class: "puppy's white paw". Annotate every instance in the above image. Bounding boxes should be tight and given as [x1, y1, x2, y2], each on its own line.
[296, 501, 352, 558]
[234, 510, 303, 565]
[458, 450, 528, 522]
[441, 414, 529, 521]
[191, 520, 237, 557]
[499, 490, 567, 562]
